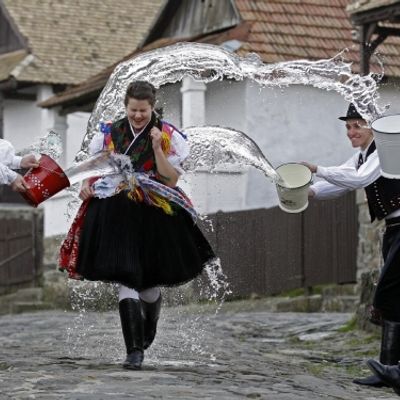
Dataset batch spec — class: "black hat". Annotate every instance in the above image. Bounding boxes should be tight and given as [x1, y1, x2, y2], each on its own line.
[338, 103, 363, 121]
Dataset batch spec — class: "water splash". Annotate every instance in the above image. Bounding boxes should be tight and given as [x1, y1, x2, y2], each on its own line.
[64, 41, 386, 362]
[18, 130, 63, 160]
[64, 151, 118, 185]
[76, 42, 384, 162]
[183, 125, 279, 182]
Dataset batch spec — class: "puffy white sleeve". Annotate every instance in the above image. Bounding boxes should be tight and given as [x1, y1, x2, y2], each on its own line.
[0, 164, 18, 185]
[0, 139, 22, 169]
[311, 179, 350, 200]
[316, 151, 380, 189]
[88, 131, 105, 155]
[167, 130, 190, 175]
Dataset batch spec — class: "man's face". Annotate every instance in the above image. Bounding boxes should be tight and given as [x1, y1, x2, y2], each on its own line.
[345, 118, 373, 150]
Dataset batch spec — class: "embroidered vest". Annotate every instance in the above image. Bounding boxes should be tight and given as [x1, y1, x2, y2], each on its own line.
[364, 141, 400, 221]
[102, 115, 173, 173]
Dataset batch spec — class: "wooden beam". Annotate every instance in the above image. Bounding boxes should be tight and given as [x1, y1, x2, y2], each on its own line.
[0, 91, 3, 139]
[351, 3, 400, 25]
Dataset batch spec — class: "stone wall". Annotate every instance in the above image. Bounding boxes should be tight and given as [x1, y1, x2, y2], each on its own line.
[355, 189, 384, 332]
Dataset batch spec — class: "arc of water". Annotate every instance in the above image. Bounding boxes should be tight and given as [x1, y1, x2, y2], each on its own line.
[76, 42, 385, 162]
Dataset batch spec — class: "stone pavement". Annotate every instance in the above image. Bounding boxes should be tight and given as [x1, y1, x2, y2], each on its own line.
[0, 299, 398, 400]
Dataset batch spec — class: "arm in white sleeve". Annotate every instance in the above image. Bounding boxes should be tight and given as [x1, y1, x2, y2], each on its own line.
[0, 163, 18, 185]
[167, 130, 190, 175]
[88, 131, 105, 155]
[316, 150, 380, 190]
[311, 179, 350, 200]
[0, 139, 22, 169]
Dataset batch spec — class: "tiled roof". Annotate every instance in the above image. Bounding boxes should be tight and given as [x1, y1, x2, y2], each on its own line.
[41, 0, 400, 108]
[233, 0, 357, 64]
[233, 0, 400, 75]
[1, 0, 164, 85]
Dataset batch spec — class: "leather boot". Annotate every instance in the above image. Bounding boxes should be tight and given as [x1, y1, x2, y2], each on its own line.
[363, 320, 400, 390]
[353, 320, 390, 387]
[141, 294, 162, 350]
[119, 298, 144, 370]
[367, 360, 400, 395]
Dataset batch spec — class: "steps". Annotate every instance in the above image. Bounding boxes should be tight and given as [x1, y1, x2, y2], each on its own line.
[0, 287, 53, 315]
[273, 284, 359, 313]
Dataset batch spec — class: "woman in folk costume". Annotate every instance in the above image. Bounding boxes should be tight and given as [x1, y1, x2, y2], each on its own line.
[60, 80, 216, 370]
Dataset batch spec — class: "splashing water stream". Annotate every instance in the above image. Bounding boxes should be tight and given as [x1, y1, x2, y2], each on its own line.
[41, 42, 386, 362]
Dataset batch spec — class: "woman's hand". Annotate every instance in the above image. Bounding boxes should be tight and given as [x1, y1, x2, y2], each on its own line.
[150, 127, 162, 151]
[79, 179, 95, 201]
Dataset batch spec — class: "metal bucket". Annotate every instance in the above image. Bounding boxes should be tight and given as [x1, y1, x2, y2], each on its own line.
[275, 163, 312, 213]
[20, 154, 70, 207]
[371, 114, 400, 179]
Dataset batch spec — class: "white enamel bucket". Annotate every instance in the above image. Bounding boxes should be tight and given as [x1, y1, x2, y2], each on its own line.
[275, 163, 312, 213]
[371, 114, 400, 179]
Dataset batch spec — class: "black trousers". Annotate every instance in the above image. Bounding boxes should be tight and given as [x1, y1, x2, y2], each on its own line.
[373, 217, 400, 322]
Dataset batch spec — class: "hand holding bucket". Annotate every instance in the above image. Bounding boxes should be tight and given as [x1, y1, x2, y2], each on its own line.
[275, 163, 312, 213]
[20, 154, 70, 207]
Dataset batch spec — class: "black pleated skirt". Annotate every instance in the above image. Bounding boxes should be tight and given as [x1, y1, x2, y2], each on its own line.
[75, 192, 215, 290]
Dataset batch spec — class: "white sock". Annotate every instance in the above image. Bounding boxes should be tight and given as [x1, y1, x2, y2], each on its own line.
[118, 284, 139, 301]
[139, 287, 161, 303]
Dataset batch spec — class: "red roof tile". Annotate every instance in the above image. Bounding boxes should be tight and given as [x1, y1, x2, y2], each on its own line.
[40, 0, 400, 108]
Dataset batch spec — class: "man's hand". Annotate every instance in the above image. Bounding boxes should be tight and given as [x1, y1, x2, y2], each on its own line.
[21, 154, 39, 169]
[301, 161, 317, 173]
[11, 175, 29, 192]
[79, 179, 95, 201]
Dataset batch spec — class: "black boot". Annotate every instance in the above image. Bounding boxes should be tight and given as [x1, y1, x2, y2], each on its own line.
[362, 320, 400, 389]
[119, 298, 144, 370]
[367, 360, 400, 395]
[353, 320, 393, 387]
[141, 294, 162, 350]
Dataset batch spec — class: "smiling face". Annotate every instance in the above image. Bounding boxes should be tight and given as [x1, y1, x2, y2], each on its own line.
[345, 118, 374, 150]
[126, 97, 153, 131]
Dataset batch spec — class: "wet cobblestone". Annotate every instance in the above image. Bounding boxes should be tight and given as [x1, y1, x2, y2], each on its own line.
[0, 300, 397, 399]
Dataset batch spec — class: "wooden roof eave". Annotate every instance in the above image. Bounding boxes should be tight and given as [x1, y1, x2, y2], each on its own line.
[349, 2, 400, 25]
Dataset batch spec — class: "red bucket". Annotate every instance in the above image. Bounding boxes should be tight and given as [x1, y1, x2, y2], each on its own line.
[21, 154, 70, 207]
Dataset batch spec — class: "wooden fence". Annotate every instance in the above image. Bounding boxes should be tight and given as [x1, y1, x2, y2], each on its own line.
[201, 192, 358, 298]
[0, 192, 356, 299]
[0, 206, 43, 295]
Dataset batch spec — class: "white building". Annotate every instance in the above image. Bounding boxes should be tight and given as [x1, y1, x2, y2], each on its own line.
[0, 0, 164, 236]
[40, 0, 400, 237]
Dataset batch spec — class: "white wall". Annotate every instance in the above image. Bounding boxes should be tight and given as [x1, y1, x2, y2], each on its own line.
[4, 88, 90, 237]
[66, 112, 91, 166]
[5, 78, 396, 236]
[379, 79, 400, 115]
[243, 83, 355, 209]
[4, 98, 42, 151]
[42, 112, 90, 237]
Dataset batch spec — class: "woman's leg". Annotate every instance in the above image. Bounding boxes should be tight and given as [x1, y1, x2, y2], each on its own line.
[139, 287, 162, 349]
[118, 284, 144, 369]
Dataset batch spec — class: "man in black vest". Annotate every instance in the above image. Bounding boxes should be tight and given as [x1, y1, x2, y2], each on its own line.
[303, 103, 400, 391]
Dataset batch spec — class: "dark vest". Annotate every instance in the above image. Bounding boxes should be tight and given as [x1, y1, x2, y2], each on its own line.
[364, 141, 400, 221]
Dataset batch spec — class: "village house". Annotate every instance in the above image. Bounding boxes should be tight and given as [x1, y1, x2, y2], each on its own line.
[0, 0, 164, 235]
[2, 0, 400, 300]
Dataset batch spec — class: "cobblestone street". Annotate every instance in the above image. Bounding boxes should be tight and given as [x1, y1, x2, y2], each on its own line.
[0, 300, 398, 399]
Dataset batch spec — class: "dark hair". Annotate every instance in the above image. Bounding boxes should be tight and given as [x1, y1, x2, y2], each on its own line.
[124, 80, 156, 107]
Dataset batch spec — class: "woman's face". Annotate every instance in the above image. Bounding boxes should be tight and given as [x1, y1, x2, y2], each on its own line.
[126, 98, 153, 131]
